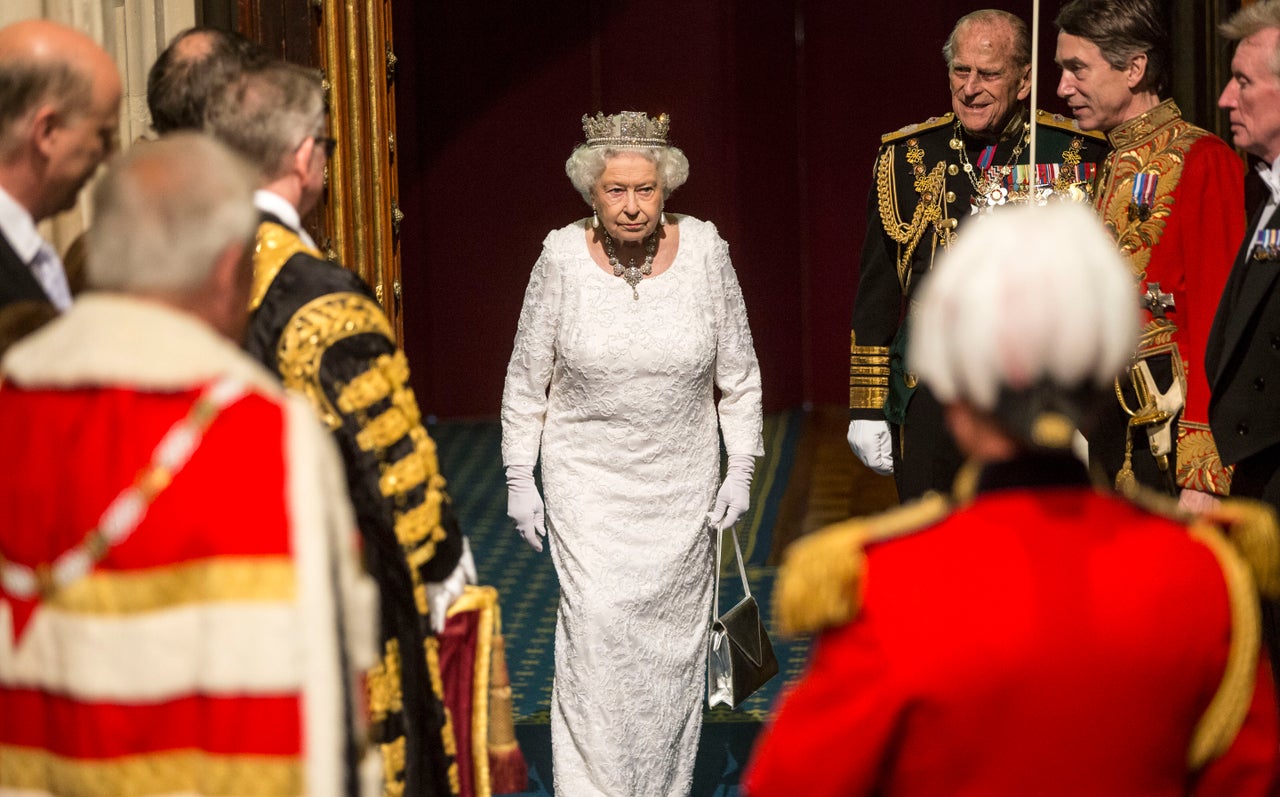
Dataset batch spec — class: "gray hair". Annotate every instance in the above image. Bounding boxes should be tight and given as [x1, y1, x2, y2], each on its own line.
[203, 60, 324, 181]
[942, 9, 1031, 69]
[0, 58, 92, 158]
[565, 144, 690, 206]
[1222, 0, 1280, 79]
[87, 132, 257, 293]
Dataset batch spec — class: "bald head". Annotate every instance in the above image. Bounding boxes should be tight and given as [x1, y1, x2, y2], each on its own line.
[0, 19, 121, 220]
[147, 26, 268, 135]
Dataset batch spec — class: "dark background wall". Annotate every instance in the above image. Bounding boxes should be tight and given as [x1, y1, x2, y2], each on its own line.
[391, 1, 1203, 420]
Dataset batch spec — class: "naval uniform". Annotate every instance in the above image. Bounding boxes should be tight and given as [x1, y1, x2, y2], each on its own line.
[850, 110, 1108, 500]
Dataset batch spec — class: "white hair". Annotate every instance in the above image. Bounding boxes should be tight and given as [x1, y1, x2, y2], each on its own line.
[564, 144, 690, 205]
[909, 202, 1138, 412]
[87, 132, 258, 293]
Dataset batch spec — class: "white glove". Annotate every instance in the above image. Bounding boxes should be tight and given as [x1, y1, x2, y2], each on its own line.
[707, 454, 755, 532]
[424, 538, 476, 634]
[505, 464, 546, 552]
[847, 419, 894, 475]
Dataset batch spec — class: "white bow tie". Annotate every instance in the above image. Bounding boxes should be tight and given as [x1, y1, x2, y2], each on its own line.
[1257, 162, 1280, 205]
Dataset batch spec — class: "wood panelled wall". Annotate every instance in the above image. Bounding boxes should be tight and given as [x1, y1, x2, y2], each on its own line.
[238, 0, 405, 335]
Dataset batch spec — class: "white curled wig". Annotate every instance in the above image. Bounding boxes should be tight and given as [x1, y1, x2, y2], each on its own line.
[564, 144, 690, 206]
[908, 202, 1138, 419]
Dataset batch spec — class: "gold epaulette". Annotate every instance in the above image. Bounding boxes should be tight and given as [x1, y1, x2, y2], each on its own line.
[880, 112, 954, 145]
[774, 493, 950, 636]
[1035, 109, 1107, 142]
[251, 221, 323, 312]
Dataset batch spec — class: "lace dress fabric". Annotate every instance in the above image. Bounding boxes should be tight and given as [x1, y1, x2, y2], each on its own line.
[501, 215, 763, 796]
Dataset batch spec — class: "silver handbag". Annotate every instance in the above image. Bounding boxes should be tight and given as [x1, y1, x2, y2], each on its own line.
[707, 522, 779, 709]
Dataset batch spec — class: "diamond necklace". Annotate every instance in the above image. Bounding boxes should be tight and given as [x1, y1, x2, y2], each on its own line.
[603, 230, 658, 300]
[951, 117, 1030, 195]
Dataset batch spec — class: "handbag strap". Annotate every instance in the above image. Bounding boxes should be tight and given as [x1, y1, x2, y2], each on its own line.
[712, 522, 753, 620]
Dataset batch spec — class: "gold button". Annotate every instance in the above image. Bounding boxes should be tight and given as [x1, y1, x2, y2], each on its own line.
[904, 373, 918, 388]
[948, 164, 959, 176]
[945, 191, 956, 203]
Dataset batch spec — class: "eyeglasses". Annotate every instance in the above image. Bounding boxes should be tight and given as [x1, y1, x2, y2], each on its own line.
[313, 135, 338, 157]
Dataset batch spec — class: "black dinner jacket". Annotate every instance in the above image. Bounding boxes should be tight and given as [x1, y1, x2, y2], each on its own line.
[0, 228, 49, 308]
[1206, 202, 1280, 466]
[0, 228, 60, 358]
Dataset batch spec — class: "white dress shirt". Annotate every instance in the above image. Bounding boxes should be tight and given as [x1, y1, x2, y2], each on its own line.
[1253, 155, 1280, 244]
[253, 190, 319, 252]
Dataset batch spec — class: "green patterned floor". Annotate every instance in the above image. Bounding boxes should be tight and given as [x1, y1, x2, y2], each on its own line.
[430, 411, 812, 794]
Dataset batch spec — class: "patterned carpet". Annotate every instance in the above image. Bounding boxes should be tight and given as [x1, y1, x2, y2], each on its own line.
[430, 410, 815, 795]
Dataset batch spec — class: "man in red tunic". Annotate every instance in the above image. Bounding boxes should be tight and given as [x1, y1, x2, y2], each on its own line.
[0, 135, 379, 796]
[744, 203, 1280, 797]
[1055, 0, 1244, 510]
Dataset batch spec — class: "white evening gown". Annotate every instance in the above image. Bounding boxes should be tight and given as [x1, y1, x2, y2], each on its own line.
[501, 215, 763, 796]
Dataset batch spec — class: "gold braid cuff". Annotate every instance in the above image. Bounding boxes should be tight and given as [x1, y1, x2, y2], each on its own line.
[850, 332, 890, 411]
[1177, 422, 1232, 495]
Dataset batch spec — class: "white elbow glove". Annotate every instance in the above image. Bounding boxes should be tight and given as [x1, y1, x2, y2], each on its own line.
[847, 419, 894, 475]
[505, 464, 547, 552]
[424, 538, 477, 634]
[707, 454, 755, 532]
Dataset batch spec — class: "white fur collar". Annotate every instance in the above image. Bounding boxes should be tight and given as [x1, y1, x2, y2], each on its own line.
[2, 293, 281, 395]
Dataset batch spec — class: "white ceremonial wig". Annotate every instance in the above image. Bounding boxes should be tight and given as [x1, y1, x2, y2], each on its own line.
[909, 202, 1138, 418]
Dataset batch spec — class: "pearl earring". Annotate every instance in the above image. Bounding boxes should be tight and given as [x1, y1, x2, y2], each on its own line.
[592, 207, 600, 229]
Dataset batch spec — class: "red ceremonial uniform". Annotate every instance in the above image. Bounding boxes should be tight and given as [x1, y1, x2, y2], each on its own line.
[0, 296, 376, 796]
[744, 455, 1280, 797]
[1090, 100, 1245, 495]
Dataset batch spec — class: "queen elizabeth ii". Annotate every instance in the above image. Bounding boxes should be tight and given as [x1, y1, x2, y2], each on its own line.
[500, 110, 764, 795]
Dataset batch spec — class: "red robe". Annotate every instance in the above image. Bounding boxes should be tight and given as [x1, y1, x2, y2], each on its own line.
[0, 296, 376, 796]
[744, 456, 1280, 797]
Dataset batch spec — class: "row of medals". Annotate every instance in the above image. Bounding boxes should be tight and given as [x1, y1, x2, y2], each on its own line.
[948, 130, 1092, 213]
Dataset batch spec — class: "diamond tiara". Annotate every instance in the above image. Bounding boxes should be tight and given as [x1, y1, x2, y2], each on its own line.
[581, 111, 671, 148]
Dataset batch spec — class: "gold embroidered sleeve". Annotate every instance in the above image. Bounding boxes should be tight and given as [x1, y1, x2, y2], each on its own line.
[1177, 422, 1232, 496]
[850, 331, 889, 411]
[278, 292, 396, 429]
[333, 348, 453, 578]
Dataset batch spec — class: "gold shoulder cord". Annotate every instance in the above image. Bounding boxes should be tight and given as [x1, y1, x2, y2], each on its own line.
[278, 292, 394, 429]
[1186, 521, 1261, 771]
[877, 142, 946, 295]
